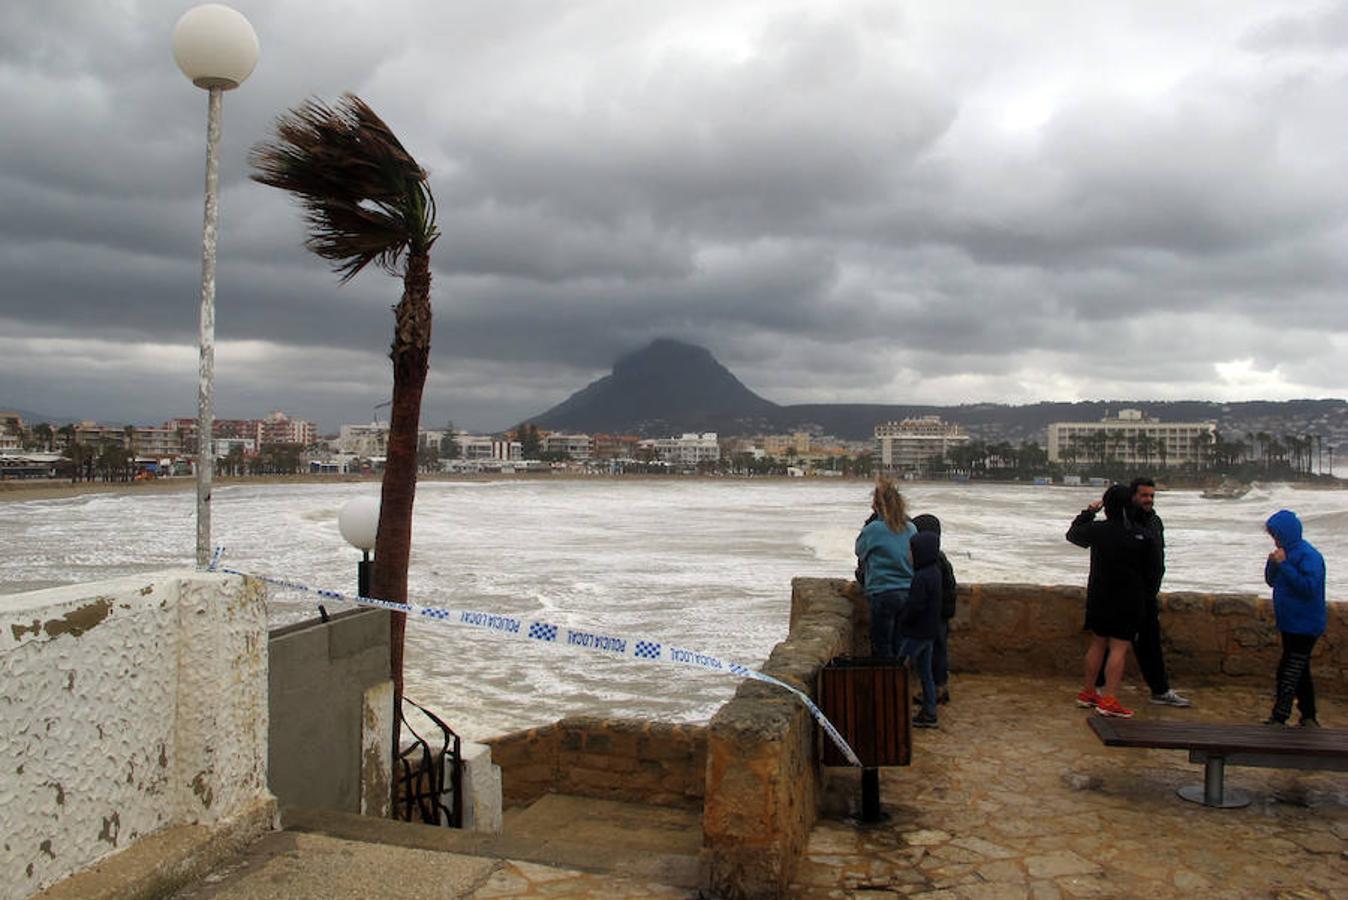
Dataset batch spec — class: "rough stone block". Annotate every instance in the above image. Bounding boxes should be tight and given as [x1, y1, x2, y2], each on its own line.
[1214, 596, 1259, 616]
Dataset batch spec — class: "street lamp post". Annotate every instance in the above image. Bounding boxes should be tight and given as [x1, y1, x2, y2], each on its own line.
[173, 4, 259, 568]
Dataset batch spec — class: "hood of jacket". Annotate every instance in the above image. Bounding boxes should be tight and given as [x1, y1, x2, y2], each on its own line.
[912, 513, 941, 536]
[1266, 509, 1303, 548]
[1102, 484, 1132, 522]
[911, 531, 941, 569]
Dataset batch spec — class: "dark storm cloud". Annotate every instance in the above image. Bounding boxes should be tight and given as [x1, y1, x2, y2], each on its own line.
[1, 1, 1346, 431]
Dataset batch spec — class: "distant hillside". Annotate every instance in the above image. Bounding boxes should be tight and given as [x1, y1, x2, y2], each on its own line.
[527, 340, 1348, 445]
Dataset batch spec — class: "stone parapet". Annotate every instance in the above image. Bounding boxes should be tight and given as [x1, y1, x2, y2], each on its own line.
[486, 717, 705, 810]
[948, 583, 1346, 693]
[804, 579, 1347, 694]
[703, 576, 855, 900]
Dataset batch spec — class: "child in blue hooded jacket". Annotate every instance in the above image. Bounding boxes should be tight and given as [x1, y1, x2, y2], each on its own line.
[898, 530, 944, 728]
[1263, 509, 1327, 726]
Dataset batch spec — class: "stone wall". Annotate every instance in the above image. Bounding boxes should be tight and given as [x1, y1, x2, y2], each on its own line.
[486, 716, 705, 810]
[944, 583, 1347, 693]
[0, 572, 276, 898]
[703, 577, 855, 900]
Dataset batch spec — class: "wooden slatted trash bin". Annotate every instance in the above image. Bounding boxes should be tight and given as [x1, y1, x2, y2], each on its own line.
[818, 656, 911, 822]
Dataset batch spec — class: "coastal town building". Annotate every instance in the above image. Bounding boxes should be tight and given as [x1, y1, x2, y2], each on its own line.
[1046, 409, 1217, 468]
[74, 422, 185, 458]
[874, 416, 969, 472]
[336, 422, 388, 457]
[0, 413, 22, 451]
[592, 433, 641, 459]
[169, 412, 317, 455]
[452, 433, 522, 462]
[647, 432, 721, 466]
[257, 410, 318, 447]
[762, 432, 812, 457]
[541, 432, 594, 460]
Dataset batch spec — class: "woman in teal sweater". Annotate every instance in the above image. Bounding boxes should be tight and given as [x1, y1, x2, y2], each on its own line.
[855, 478, 917, 658]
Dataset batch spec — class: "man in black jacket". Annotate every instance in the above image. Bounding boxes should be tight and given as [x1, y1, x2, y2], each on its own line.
[1095, 478, 1192, 706]
[1128, 478, 1191, 707]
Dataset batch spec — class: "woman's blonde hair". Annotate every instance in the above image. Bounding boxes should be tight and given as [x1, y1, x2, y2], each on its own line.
[871, 476, 909, 532]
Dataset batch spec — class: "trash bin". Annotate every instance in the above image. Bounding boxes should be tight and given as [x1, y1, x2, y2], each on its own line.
[818, 656, 911, 767]
[818, 656, 911, 823]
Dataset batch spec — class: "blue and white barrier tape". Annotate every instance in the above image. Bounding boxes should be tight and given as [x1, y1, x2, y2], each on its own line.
[209, 550, 862, 767]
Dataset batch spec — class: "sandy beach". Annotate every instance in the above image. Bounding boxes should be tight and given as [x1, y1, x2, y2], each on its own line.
[0, 474, 377, 503]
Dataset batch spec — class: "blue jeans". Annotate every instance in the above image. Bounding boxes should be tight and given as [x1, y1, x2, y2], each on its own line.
[898, 637, 937, 717]
[867, 589, 908, 658]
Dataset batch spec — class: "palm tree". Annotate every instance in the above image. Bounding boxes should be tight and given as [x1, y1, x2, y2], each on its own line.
[251, 94, 439, 717]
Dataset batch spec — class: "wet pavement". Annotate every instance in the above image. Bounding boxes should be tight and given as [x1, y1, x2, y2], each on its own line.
[790, 673, 1347, 898]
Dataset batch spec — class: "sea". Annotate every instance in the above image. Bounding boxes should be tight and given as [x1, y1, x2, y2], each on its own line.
[2, 479, 1343, 740]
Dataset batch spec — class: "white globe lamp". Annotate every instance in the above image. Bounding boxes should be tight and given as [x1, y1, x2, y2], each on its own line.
[339, 495, 381, 600]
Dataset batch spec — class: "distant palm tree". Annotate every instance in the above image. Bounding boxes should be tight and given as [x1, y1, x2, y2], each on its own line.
[251, 94, 439, 716]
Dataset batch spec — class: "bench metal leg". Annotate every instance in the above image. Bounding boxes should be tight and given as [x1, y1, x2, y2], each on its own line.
[1177, 756, 1250, 809]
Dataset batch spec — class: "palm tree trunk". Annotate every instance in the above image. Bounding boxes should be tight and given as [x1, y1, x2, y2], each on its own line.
[370, 250, 432, 752]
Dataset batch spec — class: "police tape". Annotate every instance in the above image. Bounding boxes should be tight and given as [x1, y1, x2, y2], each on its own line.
[208, 550, 862, 767]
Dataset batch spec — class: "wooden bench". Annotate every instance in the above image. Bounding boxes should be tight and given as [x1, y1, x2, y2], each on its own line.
[1088, 717, 1348, 808]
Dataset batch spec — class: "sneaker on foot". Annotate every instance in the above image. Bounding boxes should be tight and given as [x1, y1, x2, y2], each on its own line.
[1095, 695, 1133, 718]
[1300, 717, 1321, 728]
[913, 711, 939, 728]
[1262, 716, 1288, 726]
[937, 689, 951, 705]
[1076, 689, 1101, 709]
[1148, 689, 1192, 708]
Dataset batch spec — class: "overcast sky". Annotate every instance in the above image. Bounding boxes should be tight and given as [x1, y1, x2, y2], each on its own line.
[2, 1, 1346, 432]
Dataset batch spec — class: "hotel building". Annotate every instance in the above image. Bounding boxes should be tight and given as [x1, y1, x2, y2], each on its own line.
[874, 416, 969, 472]
[1046, 409, 1216, 468]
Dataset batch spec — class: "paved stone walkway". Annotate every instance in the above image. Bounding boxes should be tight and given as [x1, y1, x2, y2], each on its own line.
[790, 674, 1347, 898]
[173, 674, 1344, 898]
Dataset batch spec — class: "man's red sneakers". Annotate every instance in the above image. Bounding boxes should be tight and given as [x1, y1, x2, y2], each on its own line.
[1075, 689, 1101, 709]
[1095, 695, 1134, 718]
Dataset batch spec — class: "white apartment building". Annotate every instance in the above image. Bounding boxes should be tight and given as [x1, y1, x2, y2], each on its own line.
[541, 432, 594, 460]
[336, 422, 388, 457]
[1046, 409, 1216, 468]
[875, 417, 969, 472]
[453, 434, 522, 462]
[650, 433, 721, 467]
[72, 422, 185, 457]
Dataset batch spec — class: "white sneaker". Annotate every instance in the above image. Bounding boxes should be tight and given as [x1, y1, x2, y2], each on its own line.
[1149, 689, 1192, 708]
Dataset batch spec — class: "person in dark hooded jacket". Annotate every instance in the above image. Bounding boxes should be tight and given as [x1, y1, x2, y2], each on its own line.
[1263, 509, 1327, 726]
[912, 514, 957, 705]
[1067, 484, 1155, 718]
[897, 530, 943, 728]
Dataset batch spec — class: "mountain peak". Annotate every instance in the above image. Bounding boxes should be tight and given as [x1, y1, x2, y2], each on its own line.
[529, 340, 779, 435]
[614, 338, 713, 370]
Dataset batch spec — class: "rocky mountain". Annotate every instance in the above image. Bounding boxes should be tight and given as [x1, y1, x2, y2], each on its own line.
[530, 339, 781, 435]
[527, 340, 1348, 446]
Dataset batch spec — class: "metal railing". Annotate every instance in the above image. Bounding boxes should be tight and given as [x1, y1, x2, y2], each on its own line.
[395, 697, 463, 828]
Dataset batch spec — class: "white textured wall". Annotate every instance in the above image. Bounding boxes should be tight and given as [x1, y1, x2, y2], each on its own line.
[0, 571, 270, 897]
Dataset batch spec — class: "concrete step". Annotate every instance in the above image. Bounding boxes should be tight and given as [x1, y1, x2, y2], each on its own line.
[282, 795, 704, 889]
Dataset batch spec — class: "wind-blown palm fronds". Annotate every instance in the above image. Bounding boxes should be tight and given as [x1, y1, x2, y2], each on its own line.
[250, 94, 438, 282]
